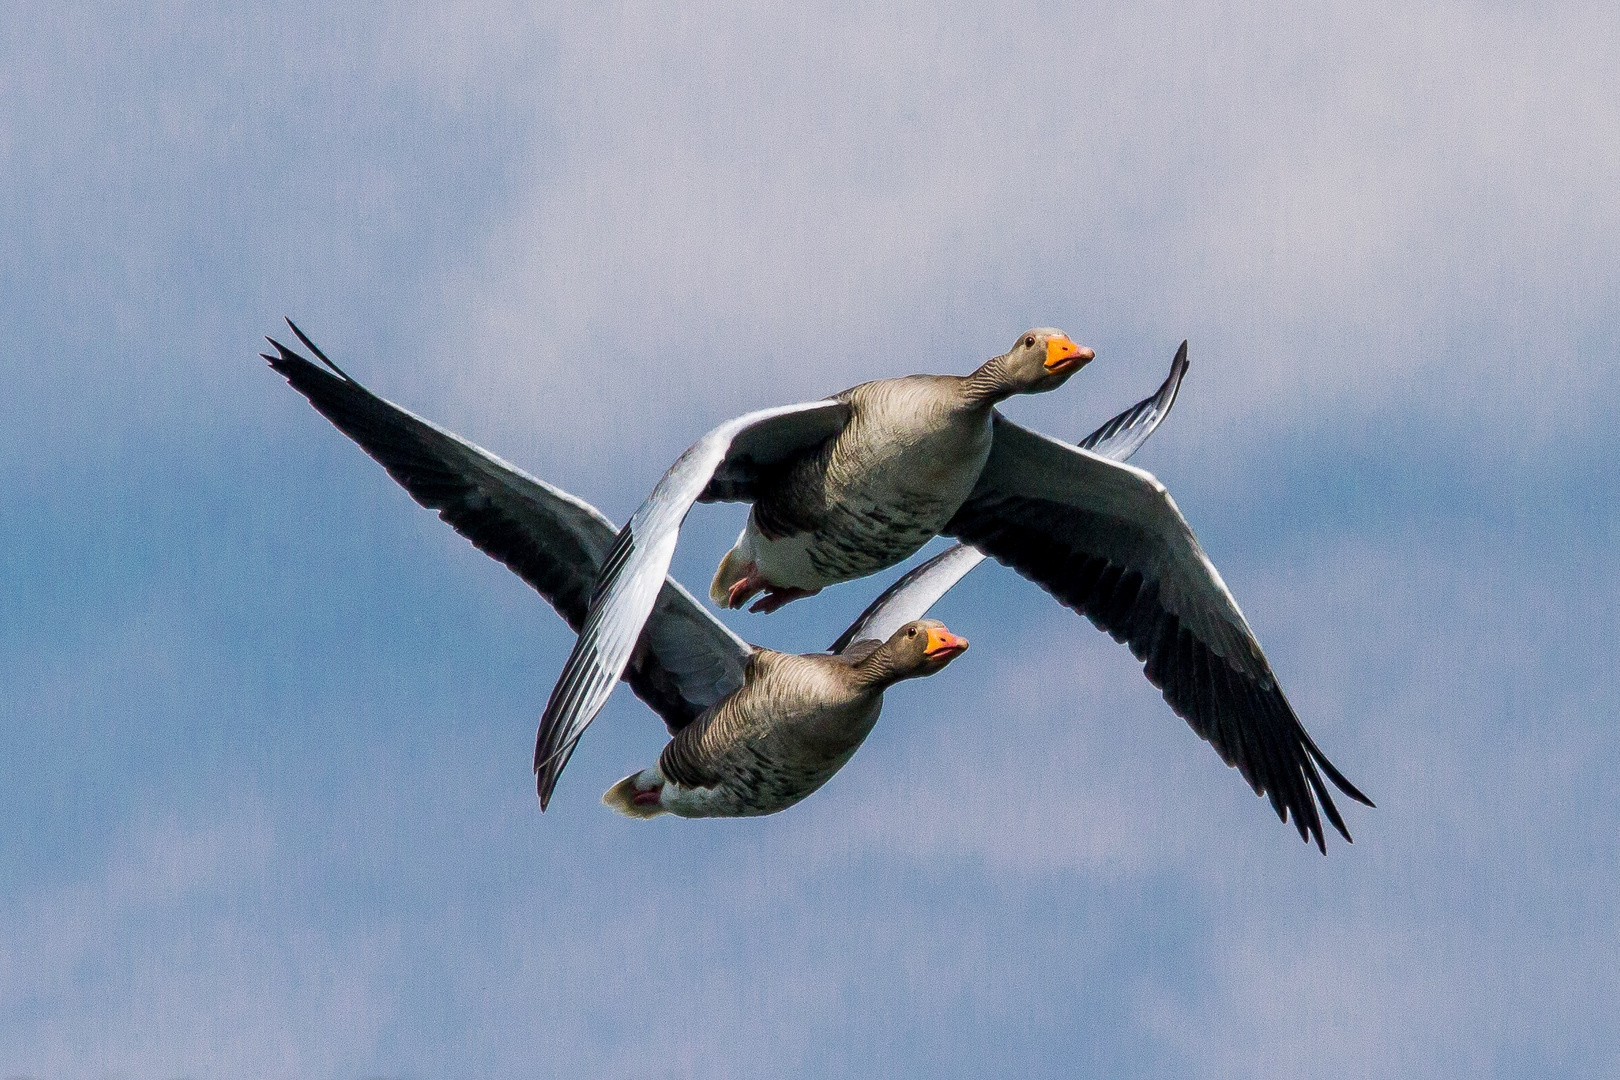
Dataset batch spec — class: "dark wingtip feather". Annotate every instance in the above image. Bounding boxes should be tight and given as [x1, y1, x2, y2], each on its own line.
[1305, 740, 1376, 807]
[534, 734, 577, 811]
[1308, 769, 1353, 843]
[1160, 341, 1188, 407]
[284, 317, 356, 382]
[534, 755, 555, 811]
[263, 338, 309, 374]
[1310, 765, 1354, 841]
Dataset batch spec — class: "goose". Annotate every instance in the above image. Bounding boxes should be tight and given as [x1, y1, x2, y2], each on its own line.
[262, 324, 969, 818]
[537, 335, 1373, 850]
[605, 618, 968, 818]
[711, 329, 1095, 614]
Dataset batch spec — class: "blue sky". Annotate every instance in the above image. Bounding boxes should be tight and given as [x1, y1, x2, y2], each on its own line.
[2, 2, 1617, 1076]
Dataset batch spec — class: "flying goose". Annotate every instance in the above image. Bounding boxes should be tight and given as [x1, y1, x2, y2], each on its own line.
[712, 329, 1095, 613]
[830, 344, 1191, 653]
[262, 324, 971, 818]
[605, 618, 968, 818]
[536, 335, 1372, 849]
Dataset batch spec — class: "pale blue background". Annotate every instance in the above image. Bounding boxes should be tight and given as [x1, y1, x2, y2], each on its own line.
[3, 3, 1617, 1076]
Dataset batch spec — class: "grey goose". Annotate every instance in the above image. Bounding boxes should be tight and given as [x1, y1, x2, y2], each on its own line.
[536, 333, 1372, 850]
[605, 619, 968, 818]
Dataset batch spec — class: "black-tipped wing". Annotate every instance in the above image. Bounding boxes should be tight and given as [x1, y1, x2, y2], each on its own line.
[943, 413, 1371, 851]
[832, 339, 1192, 654]
[263, 323, 751, 733]
[1077, 340, 1188, 460]
[533, 398, 852, 807]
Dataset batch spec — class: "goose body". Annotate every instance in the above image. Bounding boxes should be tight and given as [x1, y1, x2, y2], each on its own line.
[717, 375, 997, 603]
[711, 331, 1091, 611]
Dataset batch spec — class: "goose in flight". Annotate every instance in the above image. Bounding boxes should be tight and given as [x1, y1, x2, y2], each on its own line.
[710, 329, 1096, 613]
[536, 334, 1372, 849]
[604, 618, 967, 818]
[259, 324, 1163, 802]
[262, 323, 967, 817]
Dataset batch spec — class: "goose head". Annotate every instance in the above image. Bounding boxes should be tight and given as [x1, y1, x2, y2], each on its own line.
[878, 619, 970, 682]
[998, 327, 1094, 394]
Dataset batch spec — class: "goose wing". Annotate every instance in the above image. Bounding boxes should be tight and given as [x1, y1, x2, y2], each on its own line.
[533, 397, 853, 807]
[942, 412, 1371, 852]
[832, 340, 1191, 653]
[263, 322, 751, 734]
[830, 544, 989, 655]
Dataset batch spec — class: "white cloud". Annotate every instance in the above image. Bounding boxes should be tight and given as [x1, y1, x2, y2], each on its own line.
[401, 0, 1620, 485]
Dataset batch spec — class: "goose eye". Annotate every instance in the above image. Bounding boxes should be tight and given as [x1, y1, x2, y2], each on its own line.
[907, 627, 917, 637]
[1024, 335, 1035, 349]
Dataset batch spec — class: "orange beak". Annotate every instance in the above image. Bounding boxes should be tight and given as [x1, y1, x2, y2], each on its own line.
[923, 626, 970, 661]
[1044, 335, 1094, 375]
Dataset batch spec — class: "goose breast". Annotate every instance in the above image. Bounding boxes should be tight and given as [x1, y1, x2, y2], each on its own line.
[753, 377, 993, 588]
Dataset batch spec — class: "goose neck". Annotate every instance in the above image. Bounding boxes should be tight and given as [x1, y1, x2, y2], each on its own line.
[852, 646, 900, 690]
[959, 354, 1016, 407]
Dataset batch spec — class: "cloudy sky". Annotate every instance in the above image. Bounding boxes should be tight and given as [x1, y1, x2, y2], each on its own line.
[3, 1, 1617, 1076]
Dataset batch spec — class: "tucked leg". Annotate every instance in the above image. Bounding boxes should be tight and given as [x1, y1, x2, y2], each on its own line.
[748, 585, 822, 614]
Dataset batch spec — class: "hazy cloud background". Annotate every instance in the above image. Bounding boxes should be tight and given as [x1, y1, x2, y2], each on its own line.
[2, 1, 1616, 1076]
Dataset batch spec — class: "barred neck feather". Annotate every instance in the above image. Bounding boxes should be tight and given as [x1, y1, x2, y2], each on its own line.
[851, 642, 902, 689]
[958, 354, 1016, 408]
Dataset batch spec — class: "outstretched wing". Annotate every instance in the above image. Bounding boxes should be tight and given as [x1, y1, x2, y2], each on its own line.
[832, 340, 1191, 653]
[533, 398, 852, 807]
[944, 414, 1372, 852]
[263, 322, 751, 733]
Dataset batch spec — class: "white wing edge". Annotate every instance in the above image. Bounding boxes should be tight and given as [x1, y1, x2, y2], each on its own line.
[829, 544, 988, 653]
[1075, 340, 1188, 462]
[386, 412, 755, 715]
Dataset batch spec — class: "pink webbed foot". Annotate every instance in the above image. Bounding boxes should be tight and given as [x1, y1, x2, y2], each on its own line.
[632, 788, 663, 807]
[748, 585, 822, 614]
[725, 565, 765, 610]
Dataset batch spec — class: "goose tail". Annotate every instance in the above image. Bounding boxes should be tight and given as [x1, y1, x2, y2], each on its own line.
[603, 769, 668, 818]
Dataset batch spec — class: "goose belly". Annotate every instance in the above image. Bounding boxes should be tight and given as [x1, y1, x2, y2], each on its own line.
[756, 419, 991, 589]
[661, 748, 856, 817]
[663, 697, 882, 818]
[802, 486, 965, 581]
